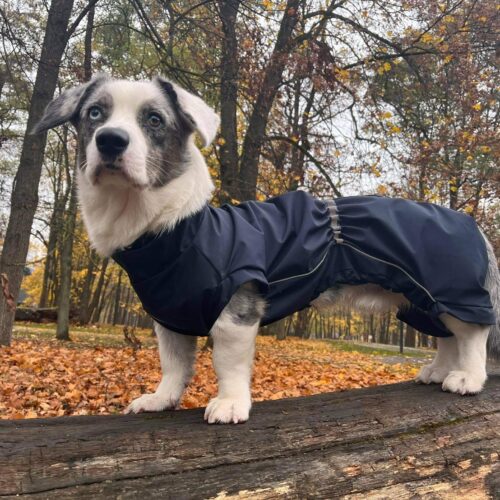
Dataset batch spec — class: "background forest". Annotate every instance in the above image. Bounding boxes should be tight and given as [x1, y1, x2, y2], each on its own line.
[0, 0, 498, 348]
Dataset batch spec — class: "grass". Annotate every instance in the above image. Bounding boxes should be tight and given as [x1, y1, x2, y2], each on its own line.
[12, 322, 432, 360]
[12, 322, 157, 349]
[326, 340, 433, 359]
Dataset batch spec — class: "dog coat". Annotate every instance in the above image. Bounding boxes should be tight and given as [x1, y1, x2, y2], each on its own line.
[113, 192, 495, 337]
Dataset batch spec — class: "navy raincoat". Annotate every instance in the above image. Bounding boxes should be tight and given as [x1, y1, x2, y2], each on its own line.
[113, 192, 495, 337]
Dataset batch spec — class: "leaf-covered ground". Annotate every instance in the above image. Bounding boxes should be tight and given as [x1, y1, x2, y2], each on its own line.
[0, 325, 427, 419]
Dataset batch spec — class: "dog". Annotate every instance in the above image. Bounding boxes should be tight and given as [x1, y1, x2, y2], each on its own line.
[33, 74, 500, 424]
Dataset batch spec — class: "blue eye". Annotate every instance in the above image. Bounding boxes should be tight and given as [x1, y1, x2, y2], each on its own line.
[148, 112, 163, 128]
[88, 107, 102, 120]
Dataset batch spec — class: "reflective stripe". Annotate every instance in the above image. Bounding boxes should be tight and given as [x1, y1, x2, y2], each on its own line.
[340, 241, 437, 303]
[268, 246, 330, 286]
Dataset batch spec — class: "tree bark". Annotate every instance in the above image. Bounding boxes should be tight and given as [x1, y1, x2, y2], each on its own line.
[112, 269, 123, 325]
[238, 0, 300, 200]
[1, 375, 498, 498]
[38, 200, 63, 308]
[55, 4, 95, 339]
[87, 258, 109, 323]
[55, 165, 78, 340]
[78, 248, 97, 324]
[83, 4, 95, 82]
[218, 0, 241, 204]
[0, 0, 75, 345]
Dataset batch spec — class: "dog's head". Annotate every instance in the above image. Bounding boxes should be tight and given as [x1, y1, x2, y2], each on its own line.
[33, 75, 219, 189]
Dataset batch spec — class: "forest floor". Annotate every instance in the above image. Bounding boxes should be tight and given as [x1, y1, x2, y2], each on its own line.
[0, 322, 432, 420]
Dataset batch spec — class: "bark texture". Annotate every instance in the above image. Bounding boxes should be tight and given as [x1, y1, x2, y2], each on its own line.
[218, 0, 241, 203]
[0, 0, 75, 345]
[1, 376, 499, 498]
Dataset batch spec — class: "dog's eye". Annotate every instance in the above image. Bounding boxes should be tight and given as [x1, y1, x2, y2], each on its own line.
[88, 107, 102, 121]
[147, 112, 163, 128]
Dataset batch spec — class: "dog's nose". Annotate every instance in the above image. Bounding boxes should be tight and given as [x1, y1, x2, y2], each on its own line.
[95, 128, 129, 157]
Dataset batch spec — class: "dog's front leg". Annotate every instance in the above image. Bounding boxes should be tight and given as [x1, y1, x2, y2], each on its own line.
[125, 323, 197, 414]
[204, 312, 259, 424]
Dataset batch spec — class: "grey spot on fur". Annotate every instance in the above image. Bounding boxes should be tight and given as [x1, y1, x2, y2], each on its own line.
[138, 99, 191, 188]
[32, 74, 109, 134]
[225, 282, 266, 326]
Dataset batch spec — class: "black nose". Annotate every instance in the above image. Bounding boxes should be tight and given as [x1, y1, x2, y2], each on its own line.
[95, 128, 129, 157]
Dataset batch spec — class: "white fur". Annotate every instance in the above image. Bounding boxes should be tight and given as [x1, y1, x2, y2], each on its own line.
[416, 335, 458, 384]
[312, 283, 409, 313]
[205, 311, 259, 424]
[79, 141, 213, 256]
[168, 81, 220, 146]
[125, 323, 197, 413]
[415, 315, 489, 394]
[439, 314, 489, 394]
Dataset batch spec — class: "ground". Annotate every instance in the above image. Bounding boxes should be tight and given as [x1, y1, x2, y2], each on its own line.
[0, 323, 430, 419]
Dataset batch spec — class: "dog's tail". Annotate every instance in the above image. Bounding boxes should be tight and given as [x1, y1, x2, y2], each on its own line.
[483, 231, 500, 360]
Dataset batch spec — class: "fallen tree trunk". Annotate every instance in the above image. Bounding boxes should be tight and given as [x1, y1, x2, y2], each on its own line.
[15, 307, 77, 323]
[1, 376, 499, 499]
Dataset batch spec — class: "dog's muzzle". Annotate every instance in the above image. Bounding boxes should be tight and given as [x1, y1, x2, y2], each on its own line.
[96, 127, 129, 159]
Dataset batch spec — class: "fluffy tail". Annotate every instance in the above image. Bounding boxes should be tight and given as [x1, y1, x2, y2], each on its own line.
[483, 232, 500, 360]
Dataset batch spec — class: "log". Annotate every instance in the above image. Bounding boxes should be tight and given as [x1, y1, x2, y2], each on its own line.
[14, 307, 57, 323]
[15, 307, 77, 323]
[1, 376, 499, 499]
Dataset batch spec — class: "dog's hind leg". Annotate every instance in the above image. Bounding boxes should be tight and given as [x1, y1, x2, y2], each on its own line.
[438, 314, 489, 395]
[415, 335, 458, 384]
[125, 323, 197, 414]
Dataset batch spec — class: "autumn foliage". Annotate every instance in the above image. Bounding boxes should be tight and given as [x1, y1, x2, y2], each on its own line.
[0, 330, 420, 420]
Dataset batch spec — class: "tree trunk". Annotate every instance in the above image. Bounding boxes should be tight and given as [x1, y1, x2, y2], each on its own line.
[406, 324, 417, 348]
[87, 258, 109, 323]
[1, 375, 498, 497]
[238, 0, 300, 200]
[55, 3, 95, 340]
[112, 269, 123, 325]
[0, 0, 75, 346]
[83, 4, 95, 82]
[55, 166, 78, 341]
[218, 0, 241, 204]
[78, 248, 97, 324]
[39, 190, 66, 308]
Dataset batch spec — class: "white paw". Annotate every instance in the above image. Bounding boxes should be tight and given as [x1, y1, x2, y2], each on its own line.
[124, 393, 178, 414]
[442, 370, 486, 395]
[415, 364, 450, 384]
[204, 397, 251, 424]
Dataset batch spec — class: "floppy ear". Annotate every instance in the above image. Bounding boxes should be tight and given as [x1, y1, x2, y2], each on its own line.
[32, 74, 109, 134]
[154, 76, 220, 147]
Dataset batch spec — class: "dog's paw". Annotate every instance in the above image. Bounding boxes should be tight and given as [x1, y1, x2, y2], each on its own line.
[442, 370, 486, 395]
[415, 363, 449, 384]
[204, 397, 251, 424]
[124, 393, 178, 414]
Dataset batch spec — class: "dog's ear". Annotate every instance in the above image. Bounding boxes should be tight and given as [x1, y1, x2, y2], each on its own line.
[32, 74, 109, 134]
[154, 76, 220, 147]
